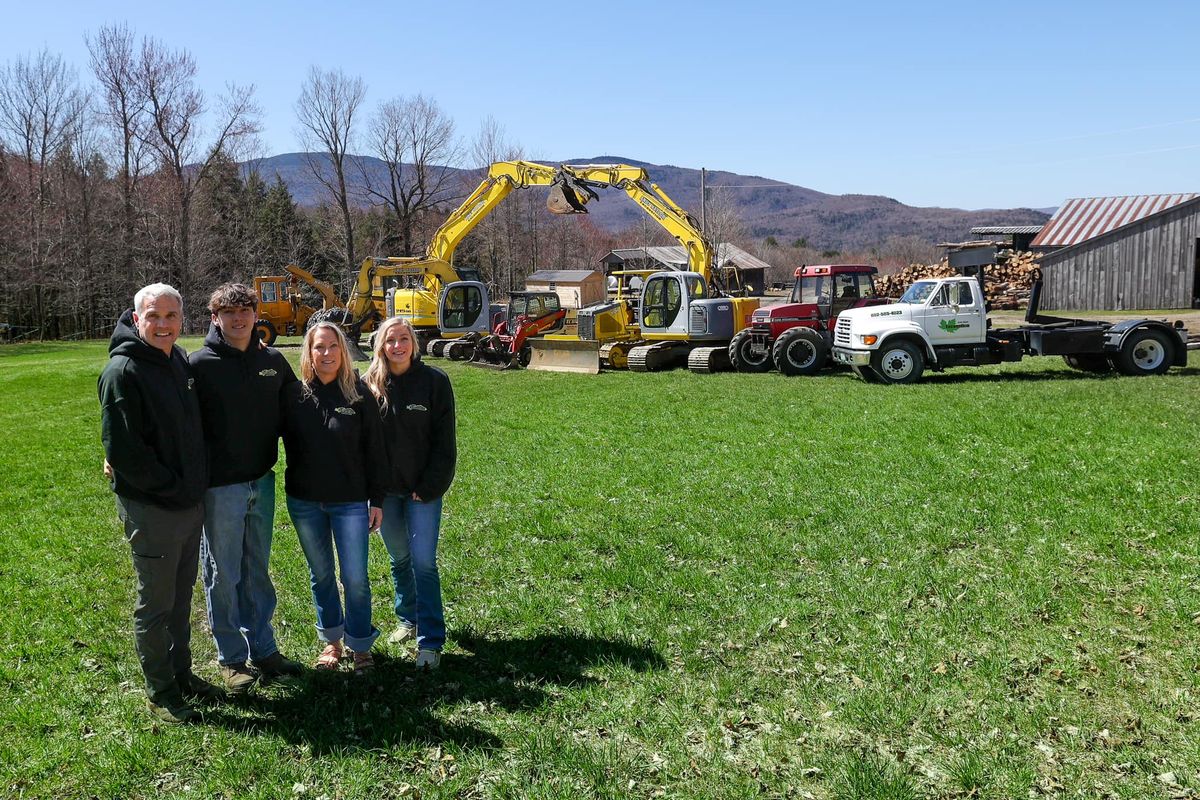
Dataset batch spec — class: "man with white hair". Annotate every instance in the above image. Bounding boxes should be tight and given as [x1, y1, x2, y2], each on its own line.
[98, 283, 218, 723]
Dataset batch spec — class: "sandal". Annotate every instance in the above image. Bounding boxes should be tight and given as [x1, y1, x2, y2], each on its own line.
[314, 642, 343, 671]
[351, 650, 375, 675]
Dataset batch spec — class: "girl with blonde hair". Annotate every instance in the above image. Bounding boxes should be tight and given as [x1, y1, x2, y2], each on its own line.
[365, 316, 457, 669]
[281, 322, 387, 673]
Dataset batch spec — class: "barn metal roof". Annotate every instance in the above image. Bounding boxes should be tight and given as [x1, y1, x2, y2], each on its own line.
[969, 225, 1044, 235]
[1029, 194, 1198, 248]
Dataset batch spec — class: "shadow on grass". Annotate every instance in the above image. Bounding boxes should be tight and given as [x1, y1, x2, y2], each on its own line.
[198, 628, 665, 754]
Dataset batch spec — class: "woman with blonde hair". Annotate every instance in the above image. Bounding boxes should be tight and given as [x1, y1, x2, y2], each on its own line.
[282, 322, 387, 673]
[364, 316, 457, 669]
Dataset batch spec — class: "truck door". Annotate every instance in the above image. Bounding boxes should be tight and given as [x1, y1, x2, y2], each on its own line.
[921, 280, 984, 345]
[438, 281, 490, 334]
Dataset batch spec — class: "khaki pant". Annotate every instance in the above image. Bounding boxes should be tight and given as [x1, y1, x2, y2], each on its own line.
[115, 495, 204, 705]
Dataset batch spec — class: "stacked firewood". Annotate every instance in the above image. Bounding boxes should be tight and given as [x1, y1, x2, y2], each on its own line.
[876, 250, 1042, 309]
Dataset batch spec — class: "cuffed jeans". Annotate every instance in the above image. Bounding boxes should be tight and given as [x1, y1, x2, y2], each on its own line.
[115, 495, 204, 705]
[201, 473, 278, 665]
[286, 497, 379, 652]
[379, 494, 445, 651]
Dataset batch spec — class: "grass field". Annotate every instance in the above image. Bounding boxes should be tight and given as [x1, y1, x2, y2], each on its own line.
[2, 339, 1198, 799]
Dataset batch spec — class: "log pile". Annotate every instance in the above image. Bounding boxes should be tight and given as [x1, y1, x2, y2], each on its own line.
[875, 250, 1042, 309]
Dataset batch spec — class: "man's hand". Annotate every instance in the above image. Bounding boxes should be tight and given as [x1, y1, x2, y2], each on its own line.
[102, 459, 113, 480]
[368, 506, 383, 532]
[411, 492, 423, 502]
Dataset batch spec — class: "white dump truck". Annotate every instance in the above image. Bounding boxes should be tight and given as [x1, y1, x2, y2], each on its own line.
[831, 274, 1193, 384]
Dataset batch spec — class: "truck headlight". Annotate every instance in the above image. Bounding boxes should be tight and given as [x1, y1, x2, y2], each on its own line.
[860, 335, 877, 345]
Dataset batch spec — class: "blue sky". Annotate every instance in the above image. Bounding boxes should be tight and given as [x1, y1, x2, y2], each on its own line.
[4, 0, 1198, 210]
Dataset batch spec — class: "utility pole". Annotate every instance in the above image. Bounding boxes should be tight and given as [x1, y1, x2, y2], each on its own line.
[700, 167, 707, 235]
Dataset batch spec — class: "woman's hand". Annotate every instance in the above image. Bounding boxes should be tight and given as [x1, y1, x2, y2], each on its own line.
[368, 506, 383, 532]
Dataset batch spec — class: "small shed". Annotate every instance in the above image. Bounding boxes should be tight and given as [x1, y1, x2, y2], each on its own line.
[523, 270, 606, 309]
[1030, 194, 1200, 310]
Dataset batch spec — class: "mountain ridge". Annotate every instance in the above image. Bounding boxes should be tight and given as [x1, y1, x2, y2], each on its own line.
[243, 153, 1049, 251]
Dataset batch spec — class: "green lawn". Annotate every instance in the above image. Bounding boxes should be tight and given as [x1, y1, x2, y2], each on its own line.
[2, 339, 1198, 799]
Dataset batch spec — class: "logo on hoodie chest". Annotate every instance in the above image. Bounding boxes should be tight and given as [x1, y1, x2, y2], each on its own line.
[406, 403, 428, 412]
[259, 368, 278, 377]
[335, 407, 356, 416]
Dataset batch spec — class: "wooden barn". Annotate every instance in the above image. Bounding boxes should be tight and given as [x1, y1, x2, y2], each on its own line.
[1031, 194, 1200, 310]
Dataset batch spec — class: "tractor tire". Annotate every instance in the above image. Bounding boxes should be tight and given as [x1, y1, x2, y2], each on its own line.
[1062, 353, 1113, 373]
[1113, 328, 1173, 376]
[728, 329, 773, 373]
[517, 344, 532, 368]
[773, 327, 829, 377]
[254, 319, 278, 346]
[306, 307, 350, 332]
[871, 339, 925, 384]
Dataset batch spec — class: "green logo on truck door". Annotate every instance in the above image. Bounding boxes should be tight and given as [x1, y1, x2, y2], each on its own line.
[939, 319, 970, 333]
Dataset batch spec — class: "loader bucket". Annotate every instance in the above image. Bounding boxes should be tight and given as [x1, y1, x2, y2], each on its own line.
[546, 178, 592, 215]
[527, 338, 601, 374]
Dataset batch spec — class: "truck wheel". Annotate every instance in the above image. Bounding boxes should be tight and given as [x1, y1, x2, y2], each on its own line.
[1063, 354, 1112, 373]
[728, 329, 773, 373]
[1114, 329, 1173, 376]
[254, 319, 278, 346]
[871, 340, 924, 384]
[773, 328, 828, 376]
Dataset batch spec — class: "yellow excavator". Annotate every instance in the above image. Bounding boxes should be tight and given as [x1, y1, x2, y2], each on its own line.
[406, 159, 736, 373]
[531, 168, 761, 373]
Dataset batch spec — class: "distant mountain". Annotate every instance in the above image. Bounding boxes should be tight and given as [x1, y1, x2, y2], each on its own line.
[244, 153, 1049, 252]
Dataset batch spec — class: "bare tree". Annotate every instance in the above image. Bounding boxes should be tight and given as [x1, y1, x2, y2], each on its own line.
[295, 66, 365, 274]
[463, 116, 524, 291]
[363, 93, 461, 256]
[87, 24, 149, 283]
[138, 37, 259, 301]
[0, 49, 83, 336]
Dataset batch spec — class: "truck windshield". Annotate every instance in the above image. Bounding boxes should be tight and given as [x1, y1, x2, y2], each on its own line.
[899, 281, 938, 305]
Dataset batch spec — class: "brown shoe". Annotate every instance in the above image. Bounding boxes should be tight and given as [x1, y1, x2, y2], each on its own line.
[252, 651, 304, 677]
[177, 671, 226, 701]
[147, 695, 199, 724]
[351, 650, 375, 675]
[218, 663, 258, 695]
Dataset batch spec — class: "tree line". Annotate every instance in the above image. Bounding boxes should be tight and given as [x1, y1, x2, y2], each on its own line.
[0, 26, 939, 341]
[0, 26, 633, 340]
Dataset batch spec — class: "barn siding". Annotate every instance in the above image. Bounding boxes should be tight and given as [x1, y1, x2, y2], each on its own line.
[1041, 200, 1200, 310]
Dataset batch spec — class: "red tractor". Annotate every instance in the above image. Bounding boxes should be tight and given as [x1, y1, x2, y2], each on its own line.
[469, 291, 567, 370]
[729, 264, 890, 375]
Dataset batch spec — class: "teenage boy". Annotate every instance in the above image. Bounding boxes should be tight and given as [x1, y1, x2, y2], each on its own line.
[190, 283, 302, 693]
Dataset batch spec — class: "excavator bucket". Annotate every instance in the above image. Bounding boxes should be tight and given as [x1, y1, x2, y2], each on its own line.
[546, 176, 597, 215]
[346, 338, 370, 363]
[527, 338, 601, 374]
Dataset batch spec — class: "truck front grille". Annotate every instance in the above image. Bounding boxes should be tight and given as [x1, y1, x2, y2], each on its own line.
[834, 318, 852, 347]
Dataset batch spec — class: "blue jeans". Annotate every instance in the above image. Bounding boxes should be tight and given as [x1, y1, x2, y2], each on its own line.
[286, 497, 379, 652]
[379, 494, 445, 651]
[201, 473, 278, 665]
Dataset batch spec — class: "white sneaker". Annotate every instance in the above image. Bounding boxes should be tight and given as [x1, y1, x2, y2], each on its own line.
[415, 649, 441, 670]
[387, 624, 416, 646]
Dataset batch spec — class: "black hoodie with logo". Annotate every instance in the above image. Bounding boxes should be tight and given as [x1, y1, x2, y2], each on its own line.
[281, 377, 388, 507]
[189, 323, 297, 487]
[97, 309, 208, 509]
[378, 362, 456, 501]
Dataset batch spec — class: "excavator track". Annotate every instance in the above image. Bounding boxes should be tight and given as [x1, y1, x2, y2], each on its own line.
[688, 346, 732, 374]
[628, 342, 690, 372]
[599, 341, 635, 370]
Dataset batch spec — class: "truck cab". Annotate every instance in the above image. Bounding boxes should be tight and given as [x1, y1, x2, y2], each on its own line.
[832, 276, 990, 382]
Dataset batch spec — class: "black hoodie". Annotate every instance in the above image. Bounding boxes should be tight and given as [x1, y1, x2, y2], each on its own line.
[189, 323, 297, 487]
[98, 309, 208, 509]
[378, 362, 456, 501]
[281, 378, 388, 507]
